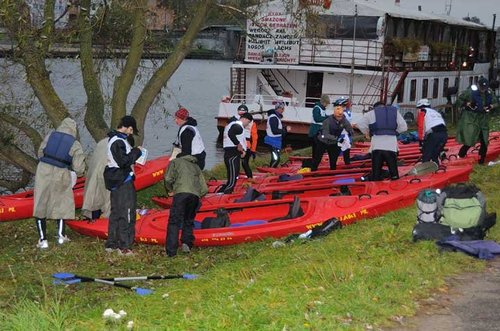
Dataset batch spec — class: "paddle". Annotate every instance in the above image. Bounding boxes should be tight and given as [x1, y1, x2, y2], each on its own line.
[52, 274, 153, 296]
[53, 272, 198, 282]
[405, 161, 439, 177]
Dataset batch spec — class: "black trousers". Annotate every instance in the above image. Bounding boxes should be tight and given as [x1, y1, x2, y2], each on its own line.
[106, 181, 136, 250]
[269, 146, 281, 168]
[422, 130, 448, 164]
[219, 149, 241, 194]
[36, 218, 65, 241]
[241, 150, 253, 178]
[458, 130, 488, 164]
[311, 139, 351, 171]
[194, 151, 206, 170]
[165, 193, 199, 257]
[371, 150, 399, 181]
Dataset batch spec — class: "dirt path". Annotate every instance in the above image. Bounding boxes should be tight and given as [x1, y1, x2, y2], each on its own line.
[387, 258, 500, 331]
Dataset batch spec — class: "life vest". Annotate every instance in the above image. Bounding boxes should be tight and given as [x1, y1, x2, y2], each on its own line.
[421, 107, 446, 135]
[369, 106, 398, 136]
[107, 135, 132, 169]
[471, 89, 493, 112]
[223, 120, 246, 150]
[178, 125, 205, 155]
[39, 131, 75, 168]
[311, 104, 327, 125]
[266, 113, 282, 137]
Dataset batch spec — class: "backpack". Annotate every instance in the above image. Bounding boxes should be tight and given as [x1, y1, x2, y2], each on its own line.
[201, 208, 230, 229]
[436, 183, 486, 230]
[416, 189, 440, 223]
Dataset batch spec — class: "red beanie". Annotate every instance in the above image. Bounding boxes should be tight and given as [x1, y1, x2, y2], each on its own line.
[175, 107, 189, 121]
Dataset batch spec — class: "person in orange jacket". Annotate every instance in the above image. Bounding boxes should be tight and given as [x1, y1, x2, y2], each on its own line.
[235, 104, 258, 178]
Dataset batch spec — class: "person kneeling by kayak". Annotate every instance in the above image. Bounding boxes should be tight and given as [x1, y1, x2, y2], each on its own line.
[164, 155, 208, 257]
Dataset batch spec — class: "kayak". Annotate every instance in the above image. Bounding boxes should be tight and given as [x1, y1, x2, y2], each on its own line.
[67, 193, 406, 247]
[152, 165, 472, 209]
[0, 155, 170, 222]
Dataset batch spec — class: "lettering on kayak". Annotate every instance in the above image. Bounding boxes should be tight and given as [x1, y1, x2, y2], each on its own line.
[152, 170, 164, 177]
[339, 209, 369, 222]
[0, 207, 16, 214]
[137, 237, 158, 244]
[306, 222, 324, 229]
[211, 232, 235, 238]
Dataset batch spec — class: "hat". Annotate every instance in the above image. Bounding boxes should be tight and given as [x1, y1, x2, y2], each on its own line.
[120, 115, 139, 135]
[416, 98, 431, 108]
[274, 101, 285, 110]
[175, 107, 189, 121]
[237, 104, 249, 113]
[240, 112, 253, 121]
[478, 77, 489, 88]
[333, 97, 349, 107]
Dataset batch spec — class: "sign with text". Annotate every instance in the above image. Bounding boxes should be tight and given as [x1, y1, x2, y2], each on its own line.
[245, 3, 301, 64]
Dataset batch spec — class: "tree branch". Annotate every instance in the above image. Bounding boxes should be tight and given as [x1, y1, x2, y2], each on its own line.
[110, 0, 148, 129]
[79, 0, 109, 141]
[130, 0, 216, 144]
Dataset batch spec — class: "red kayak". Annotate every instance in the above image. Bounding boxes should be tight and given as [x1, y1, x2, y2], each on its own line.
[0, 156, 170, 222]
[153, 165, 471, 209]
[67, 193, 405, 247]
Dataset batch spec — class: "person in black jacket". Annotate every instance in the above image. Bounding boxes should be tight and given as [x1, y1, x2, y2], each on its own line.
[103, 116, 143, 255]
[313, 106, 354, 171]
[173, 107, 206, 170]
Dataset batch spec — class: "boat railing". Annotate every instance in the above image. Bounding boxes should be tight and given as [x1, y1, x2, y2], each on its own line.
[299, 38, 383, 69]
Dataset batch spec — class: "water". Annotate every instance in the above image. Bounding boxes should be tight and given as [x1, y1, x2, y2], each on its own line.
[1, 58, 232, 170]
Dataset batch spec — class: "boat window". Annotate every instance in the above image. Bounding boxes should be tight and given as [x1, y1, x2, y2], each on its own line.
[432, 78, 439, 99]
[422, 79, 428, 99]
[410, 79, 417, 102]
[315, 15, 379, 40]
[442, 78, 449, 97]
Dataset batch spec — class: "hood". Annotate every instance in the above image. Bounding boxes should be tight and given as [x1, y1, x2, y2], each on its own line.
[177, 155, 198, 163]
[185, 117, 198, 126]
[315, 101, 326, 110]
[228, 116, 238, 123]
[267, 109, 282, 118]
[57, 117, 78, 138]
[107, 130, 128, 140]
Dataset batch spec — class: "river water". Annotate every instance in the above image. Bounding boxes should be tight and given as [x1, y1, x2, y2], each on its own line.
[1, 58, 232, 170]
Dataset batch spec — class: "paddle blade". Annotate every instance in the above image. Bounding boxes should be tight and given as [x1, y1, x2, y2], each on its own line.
[333, 178, 355, 184]
[135, 287, 153, 296]
[53, 278, 82, 285]
[408, 161, 438, 176]
[52, 272, 76, 280]
[182, 273, 199, 280]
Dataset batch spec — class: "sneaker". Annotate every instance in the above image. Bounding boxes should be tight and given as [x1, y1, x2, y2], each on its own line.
[57, 235, 70, 245]
[105, 247, 117, 253]
[181, 243, 191, 254]
[37, 239, 49, 249]
[118, 248, 134, 256]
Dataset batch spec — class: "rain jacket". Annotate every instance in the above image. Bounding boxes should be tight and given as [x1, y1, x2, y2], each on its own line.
[164, 155, 208, 197]
[33, 118, 86, 219]
[81, 138, 110, 219]
[456, 87, 498, 146]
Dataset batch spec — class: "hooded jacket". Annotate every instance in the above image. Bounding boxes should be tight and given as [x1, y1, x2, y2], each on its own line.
[33, 118, 86, 219]
[104, 130, 142, 190]
[164, 155, 208, 197]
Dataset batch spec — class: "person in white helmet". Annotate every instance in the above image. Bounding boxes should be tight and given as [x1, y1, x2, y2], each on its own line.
[416, 98, 448, 164]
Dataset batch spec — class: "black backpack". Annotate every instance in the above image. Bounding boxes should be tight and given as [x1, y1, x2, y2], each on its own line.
[201, 208, 230, 229]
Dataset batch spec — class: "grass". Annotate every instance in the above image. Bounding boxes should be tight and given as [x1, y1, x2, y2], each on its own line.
[1, 121, 499, 330]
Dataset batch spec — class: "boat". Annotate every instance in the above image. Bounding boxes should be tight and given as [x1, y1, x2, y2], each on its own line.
[67, 194, 405, 247]
[152, 165, 472, 209]
[68, 164, 472, 247]
[216, 0, 497, 139]
[0, 156, 170, 222]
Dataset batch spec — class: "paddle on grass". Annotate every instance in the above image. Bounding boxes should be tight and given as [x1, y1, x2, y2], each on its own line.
[53, 272, 198, 282]
[406, 161, 439, 177]
[52, 274, 153, 296]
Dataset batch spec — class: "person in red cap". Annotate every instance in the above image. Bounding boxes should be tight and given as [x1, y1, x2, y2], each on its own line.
[173, 107, 206, 170]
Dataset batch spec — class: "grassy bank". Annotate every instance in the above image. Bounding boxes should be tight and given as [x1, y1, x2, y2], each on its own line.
[1, 119, 499, 330]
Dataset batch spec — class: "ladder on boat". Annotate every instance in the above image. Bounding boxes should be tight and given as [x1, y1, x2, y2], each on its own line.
[230, 67, 246, 100]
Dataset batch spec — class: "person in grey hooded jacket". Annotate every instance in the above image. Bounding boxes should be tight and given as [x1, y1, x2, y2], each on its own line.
[33, 117, 86, 249]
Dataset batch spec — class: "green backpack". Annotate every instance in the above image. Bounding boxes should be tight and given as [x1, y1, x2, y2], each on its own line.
[436, 183, 486, 230]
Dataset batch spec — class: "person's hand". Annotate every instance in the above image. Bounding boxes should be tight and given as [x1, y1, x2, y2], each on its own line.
[167, 192, 174, 197]
[337, 136, 345, 144]
[251, 150, 256, 160]
[237, 144, 244, 153]
[286, 125, 292, 131]
[241, 151, 246, 159]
